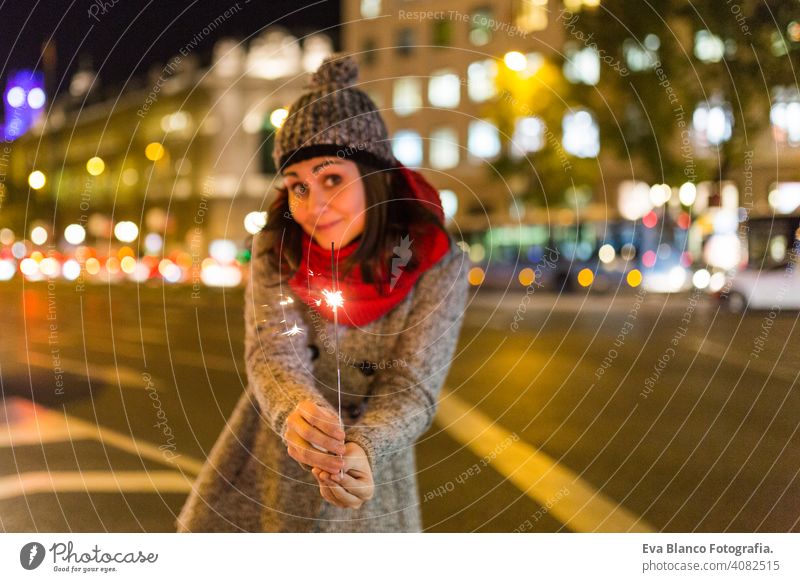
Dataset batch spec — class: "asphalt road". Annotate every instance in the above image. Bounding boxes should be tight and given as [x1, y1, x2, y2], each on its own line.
[1, 279, 798, 532]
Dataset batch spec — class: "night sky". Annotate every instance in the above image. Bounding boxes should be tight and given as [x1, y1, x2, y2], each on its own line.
[0, 0, 340, 100]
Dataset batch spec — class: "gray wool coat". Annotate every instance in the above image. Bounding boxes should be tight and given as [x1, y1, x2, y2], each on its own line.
[175, 228, 468, 532]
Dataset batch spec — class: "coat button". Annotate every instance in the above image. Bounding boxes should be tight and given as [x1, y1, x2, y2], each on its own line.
[357, 361, 376, 376]
[308, 344, 320, 361]
[346, 400, 366, 419]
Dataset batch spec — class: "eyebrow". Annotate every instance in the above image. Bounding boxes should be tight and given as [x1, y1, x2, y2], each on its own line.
[282, 159, 342, 178]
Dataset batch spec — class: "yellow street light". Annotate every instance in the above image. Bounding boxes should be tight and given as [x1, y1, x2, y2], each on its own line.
[145, 142, 165, 161]
[86, 156, 105, 176]
[28, 170, 46, 190]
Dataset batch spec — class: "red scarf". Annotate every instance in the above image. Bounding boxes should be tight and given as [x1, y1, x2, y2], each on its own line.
[288, 165, 451, 327]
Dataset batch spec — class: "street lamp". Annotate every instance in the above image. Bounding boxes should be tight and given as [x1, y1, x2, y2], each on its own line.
[28, 170, 46, 190]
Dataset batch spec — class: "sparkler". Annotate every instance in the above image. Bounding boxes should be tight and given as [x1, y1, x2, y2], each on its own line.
[322, 241, 345, 480]
[261, 273, 344, 480]
[280, 322, 303, 337]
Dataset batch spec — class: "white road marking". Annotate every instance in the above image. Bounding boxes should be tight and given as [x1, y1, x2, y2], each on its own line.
[435, 388, 654, 533]
[0, 405, 95, 447]
[24, 352, 143, 389]
[687, 337, 797, 384]
[0, 397, 204, 495]
[63, 409, 205, 476]
[0, 471, 193, 500]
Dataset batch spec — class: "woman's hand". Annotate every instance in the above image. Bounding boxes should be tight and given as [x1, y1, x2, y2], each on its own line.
[312, 442, 374, 509]
[284, 399, 346, 474]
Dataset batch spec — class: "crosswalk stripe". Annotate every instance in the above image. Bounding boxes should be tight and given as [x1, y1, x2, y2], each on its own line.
[435, 388, 654, 533]
[0, 397, 204, 477]
[24, 352, 143, 389]
[64, 412, 205, 477]
[0, 470, 193, 499]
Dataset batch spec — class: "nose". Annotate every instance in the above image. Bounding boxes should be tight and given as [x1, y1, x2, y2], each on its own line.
[305, 182, 329, 217]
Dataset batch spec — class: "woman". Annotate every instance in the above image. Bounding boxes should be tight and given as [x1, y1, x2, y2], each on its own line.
[175, 53, 468, 532]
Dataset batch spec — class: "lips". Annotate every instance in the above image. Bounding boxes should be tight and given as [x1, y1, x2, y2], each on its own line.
[314, 219, 342, 231]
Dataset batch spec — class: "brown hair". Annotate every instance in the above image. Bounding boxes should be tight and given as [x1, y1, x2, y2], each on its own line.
[261, 163, 449, 293]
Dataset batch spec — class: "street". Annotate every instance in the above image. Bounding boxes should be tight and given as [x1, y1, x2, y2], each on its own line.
[1, 280, 798, 532]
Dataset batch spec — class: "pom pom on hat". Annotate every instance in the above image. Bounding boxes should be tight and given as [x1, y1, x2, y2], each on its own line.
[309, 54, 359, 89]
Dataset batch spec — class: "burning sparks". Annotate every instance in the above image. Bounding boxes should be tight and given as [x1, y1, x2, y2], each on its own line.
[321, 288, 344, 311]
[281, 322, 303, 337]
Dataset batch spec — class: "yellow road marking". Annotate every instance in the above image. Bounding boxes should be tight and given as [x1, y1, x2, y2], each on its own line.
[435, 389, 654, 532]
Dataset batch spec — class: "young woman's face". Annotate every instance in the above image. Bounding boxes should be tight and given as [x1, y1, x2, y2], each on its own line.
[282, 156, 366, 250]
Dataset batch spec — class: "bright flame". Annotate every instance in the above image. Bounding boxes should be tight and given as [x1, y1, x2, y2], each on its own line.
[322, 289, 344, 310]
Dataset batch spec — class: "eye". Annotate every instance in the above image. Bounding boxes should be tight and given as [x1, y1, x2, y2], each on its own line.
[289, 182, 308, 197]
[322, 174, 342, 187]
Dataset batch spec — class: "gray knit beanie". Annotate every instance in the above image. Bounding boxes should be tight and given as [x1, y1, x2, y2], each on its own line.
[272, 53, 397, 172]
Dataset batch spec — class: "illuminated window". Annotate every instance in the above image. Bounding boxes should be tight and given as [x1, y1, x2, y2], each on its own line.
[768, 182, 800, 214]
[562, 110, 599, 158]
[361, 0, 380, 19]
[428, 69, 460, 109]
[511, 116, 545, 157]
[515, 0, 548, 32]
[623, 35, 659, 72]
[393, 130, 423, 166]
[694, 30, 725, 63]
[468, 119, 501, 160]
[771, 87, 800, 147]
[771, 31, 789, 57]
[429, 127, 460, 169]
[439, 189, 458, 222]
[468, 59, 497, 102]
[470, 8, 493, 46]
[563, 44, 600, 85]
[393, 78, 421, 116]
[692, 101, 733, 146]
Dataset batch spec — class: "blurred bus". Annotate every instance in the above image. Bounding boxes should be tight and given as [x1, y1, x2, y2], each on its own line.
[460, 212, 694, 293]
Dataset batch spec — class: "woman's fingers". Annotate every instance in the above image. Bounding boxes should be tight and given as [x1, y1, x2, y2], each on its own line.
[322, 478, 363, 508]
[329, 471, 374, 501]
[297, 400, 345, 441]
[313, 469, 350, 508]
[285, 427, 344, 474]
[313, 469, 348, 508]
[292, 415, 345, 455]
[315, 469, 373, 504]
[342, 441, 370, 473]
[318, 480, 341, 507]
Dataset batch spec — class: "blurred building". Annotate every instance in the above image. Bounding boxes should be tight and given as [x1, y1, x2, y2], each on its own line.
[343, 0, 800, 279]
[343, 0, 609, 231]
[5, 28, 333, 251]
